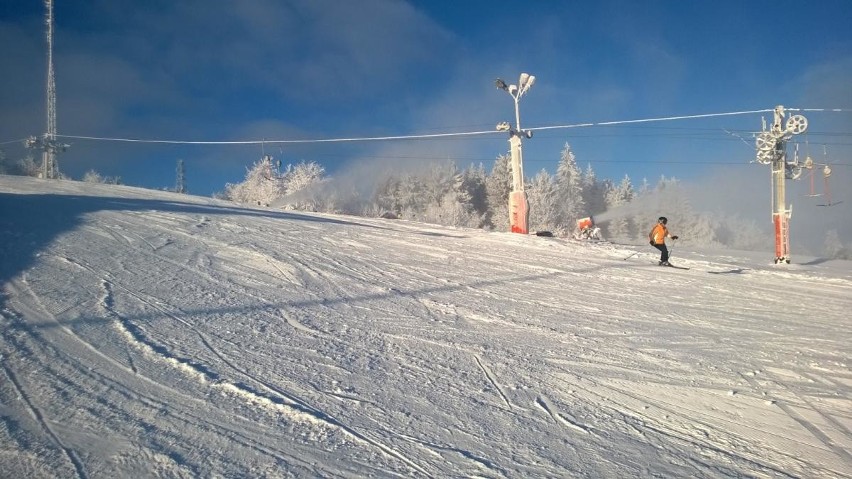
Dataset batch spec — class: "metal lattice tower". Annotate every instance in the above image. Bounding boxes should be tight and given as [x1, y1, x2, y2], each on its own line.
[43, 0, 59, 178]
[26, 0, 66, 178]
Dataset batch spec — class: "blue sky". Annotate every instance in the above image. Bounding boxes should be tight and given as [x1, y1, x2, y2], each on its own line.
[1, 0, 850, 200]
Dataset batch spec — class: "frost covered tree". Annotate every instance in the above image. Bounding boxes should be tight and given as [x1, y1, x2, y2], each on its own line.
[396, 174, 426, 220]
[375, 170, 429, 221]
[581, 163, 606, 216]
[462, 163, 489, 222]
[422, 161, 460, 207]
[554, 143, 585, 226]
[651, 176, 717, 245]
[682, 214, 719, 247]
[527, 169, 560, 233]
[619, 174, 635, 199]
[637, 177, 651, 196]
[83, 170, 105, 183]
[82, 170, 121, 185]
[372, 174, 403, 216]
[223, 155, 284, 206]
[277, 161, 326, 211]
[604, 175, 635, 239]
[484, 153, 512, 231]
[282, 161, 325, 195]
[421, 189, 479, 228]
[633, 176, 730, 247]
[0, 150, 32, 176]
[18, 155, 40, 177]
[367, 161, 479, 227]
[412, 161, 480, 228]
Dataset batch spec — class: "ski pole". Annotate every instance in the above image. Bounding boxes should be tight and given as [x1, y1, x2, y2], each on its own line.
[623, 251, 639, 261]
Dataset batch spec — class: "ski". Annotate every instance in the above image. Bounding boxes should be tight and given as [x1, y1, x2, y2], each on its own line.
[658, 263, 689, 270]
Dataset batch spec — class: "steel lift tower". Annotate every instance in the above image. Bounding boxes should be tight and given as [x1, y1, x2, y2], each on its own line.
[754, 105, 808, 263]
[26, 0, 67, 178]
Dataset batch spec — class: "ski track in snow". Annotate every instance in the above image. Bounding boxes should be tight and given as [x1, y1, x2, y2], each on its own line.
[474, 354, 513, 411]
[1, 177, 851, 478]
[0, 344, 89, 479]
[49, 236, 433, 475]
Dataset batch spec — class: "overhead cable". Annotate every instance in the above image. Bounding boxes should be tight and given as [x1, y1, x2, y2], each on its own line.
[51, 107, 851, 146]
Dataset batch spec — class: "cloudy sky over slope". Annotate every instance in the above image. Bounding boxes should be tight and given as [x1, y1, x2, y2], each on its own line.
[1, 0, 850, 196]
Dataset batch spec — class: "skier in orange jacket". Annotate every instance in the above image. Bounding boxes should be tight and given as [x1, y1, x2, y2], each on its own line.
[649, 216, 678, 266]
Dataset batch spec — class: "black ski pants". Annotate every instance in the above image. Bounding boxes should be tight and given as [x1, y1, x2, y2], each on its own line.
[652, 243, 669, 262]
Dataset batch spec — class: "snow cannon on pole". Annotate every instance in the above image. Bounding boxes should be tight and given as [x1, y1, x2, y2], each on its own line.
[495, 73, 536, 234]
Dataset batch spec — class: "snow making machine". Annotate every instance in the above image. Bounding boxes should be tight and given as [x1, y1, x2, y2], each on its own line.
[574, 216, 602, 240]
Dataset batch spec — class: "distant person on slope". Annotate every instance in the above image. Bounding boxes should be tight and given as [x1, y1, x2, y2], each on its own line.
[649, 216, 678, 266]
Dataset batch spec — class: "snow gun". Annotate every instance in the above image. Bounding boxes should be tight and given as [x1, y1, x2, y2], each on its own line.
[574, 216, 602, 240]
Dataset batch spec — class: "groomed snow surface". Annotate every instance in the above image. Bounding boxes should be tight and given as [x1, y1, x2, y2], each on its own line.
[1, 176, 850, 478]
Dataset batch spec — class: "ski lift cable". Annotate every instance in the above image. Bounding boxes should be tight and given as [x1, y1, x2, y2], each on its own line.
[787, 108, 852, 112]
[0, 138, 30, 146]
[532, 108, 776, 131]
[51, 109, 776, 145]
[54, 130, 499, 145]
[50, 107, 852, 146]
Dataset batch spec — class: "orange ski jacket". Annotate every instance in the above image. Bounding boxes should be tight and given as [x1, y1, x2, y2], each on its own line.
[649, 223, 669, 245]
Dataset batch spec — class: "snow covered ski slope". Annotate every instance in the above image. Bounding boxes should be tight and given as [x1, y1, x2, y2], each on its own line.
[1, 176, 850, 478]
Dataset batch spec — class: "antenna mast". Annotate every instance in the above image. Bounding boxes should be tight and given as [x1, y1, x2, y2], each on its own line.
[26, 0, 67, 178]
[45, 0, 57, 178]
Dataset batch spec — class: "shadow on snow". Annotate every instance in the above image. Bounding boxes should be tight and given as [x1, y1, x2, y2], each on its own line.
[11, 261, 637, 331]
[0, 190, 397, 308]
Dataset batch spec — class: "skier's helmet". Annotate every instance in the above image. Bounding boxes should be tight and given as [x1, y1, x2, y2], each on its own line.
[658, 216, 668, 224]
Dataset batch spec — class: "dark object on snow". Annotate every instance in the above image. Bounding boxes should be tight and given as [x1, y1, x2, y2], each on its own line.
[380, 211, 398, 219]
[535, 231, 554, 237]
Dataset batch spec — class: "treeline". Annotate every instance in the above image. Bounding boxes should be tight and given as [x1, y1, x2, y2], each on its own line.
[3, 144, 847, 258]
[219, 144, 779, 250]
